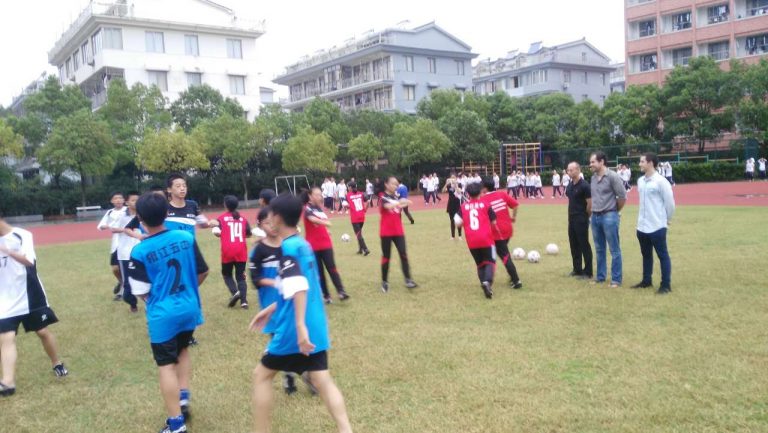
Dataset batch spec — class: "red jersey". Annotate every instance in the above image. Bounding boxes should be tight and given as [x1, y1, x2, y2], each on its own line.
[216, 212, 251, 263]
[379, 194, 404, 237]
[303, 205, 333, 251]
[347, 191, 367, 223]
[460, 199, 496, 249]
[482, 190, 518, 240]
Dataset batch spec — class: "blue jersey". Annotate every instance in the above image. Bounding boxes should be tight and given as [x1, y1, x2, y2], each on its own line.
[165, 200, 206, 236]
[249, 242, 282, 334]
[396, 184, 408, 198]
[267, 234, 330, 356]
[127, 230, 208, 343]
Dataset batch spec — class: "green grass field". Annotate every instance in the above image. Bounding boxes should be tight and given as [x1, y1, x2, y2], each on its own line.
[3, 205, 768, 433]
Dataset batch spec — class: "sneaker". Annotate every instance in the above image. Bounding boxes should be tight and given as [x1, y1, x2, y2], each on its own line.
[511, 281, 523, 289]
[609, 282, 621, 288]
[130, 306, 138, 313]
[337, 290, 350, 301]
[590, 279, 605, 285]
[481, 281, 493, 299]
[227, 290, 241, 308]
[568, 271, 582, 277]
[630, 282, 653, 289]
[405, 279, 418, 289]
[0, 382, 15, 397]
[356, 250, 362, 255]
[240, 303, 249, 310]
[53, 363, 69, 378]
[188, 337, 199, 346]
[283, 373, 297, 395]
[324, 296, 333, 304]
[180, 404, 191, 422]
[363, 249, 370, 256]
[301, 372, 318, 395]
[113, 283, 121, 294]
[158, 422, 187, 433]
[381, 281, 389, 293]
[113, 294, 122, 302]
[656, 286, 672, 295]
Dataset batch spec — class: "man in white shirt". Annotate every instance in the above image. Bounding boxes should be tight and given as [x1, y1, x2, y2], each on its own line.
[493, 172, 500, 190]
[431, 173, 442, 204]
[663, 162, 675, 186]
[551, 170, 562, 198]
[110, 191, 142, 313]
[758, 157, 767, 180]
[337, 180, 348, 213]
[632, 153, 675, 294]
[507, 172, 518, 198]
[97, 192, 126, 300]
[745, 158, 755, 181]
[420, 175, 430, 205]
[534, 172, 544, 198]
[321, 178, 334, 212]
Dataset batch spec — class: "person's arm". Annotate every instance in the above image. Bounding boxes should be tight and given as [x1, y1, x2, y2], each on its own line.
[248, 302, 277, 331]
[613, 173, 627, 212]
[279, 253, 314, 355]
[0, 241, 34, 267]
[97, 211, 111, 230]
[244, 220, 253, 238]
[661, 177, 676, 224]
[193, 240, 209, 286]
[585, 183, 593, 217]
[127, 254, 151, 301]
[586, 198, 592, 217]
[382, 197, 399, 210]
[306, 214, 331, 227]
[488, 208, 501, 237]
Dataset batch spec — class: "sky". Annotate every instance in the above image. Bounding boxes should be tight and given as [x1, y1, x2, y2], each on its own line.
[0, 0, 626, 107]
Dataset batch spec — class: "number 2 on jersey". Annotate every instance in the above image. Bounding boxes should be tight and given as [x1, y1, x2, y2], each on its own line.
[228, 221, 243, 243]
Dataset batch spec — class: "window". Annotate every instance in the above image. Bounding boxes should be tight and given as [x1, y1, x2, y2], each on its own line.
[456, 60, 465, 75]
[707, 4, 729, 24]
[73, 49, 80, 71]
[672, 12, 692, 31]
[428, 57, 436, 74]
[708, 41, 729, 60]
[584, 71, 588, 84]
[103, 28, 123, 49]
[745, 34, 768, 55]
[563, 70, 571, 83]
[185, 35, 199, 56]
[186, 72, 202, 87]
[672, 47, 692, 67]
[602, 73, 606, 85]
[404, 55, 414, 72]
[229, 75, 245, 95]
[428, 85, 438, 93]
[91, 30, 102, 56]
[145, 31, 165, 53]
[147, 70, 168, 91]
[227, 39, 242, 59]
[81, 41, 89, 64]
[65, 57, 72, 77]
[58, 65, 65, 81]
[750, 0, 768, 16]
[404, 85, 415, 101]
[639, 19, 656, 37]
[600, 95, 606, 104]
[640, 53, 657, 72]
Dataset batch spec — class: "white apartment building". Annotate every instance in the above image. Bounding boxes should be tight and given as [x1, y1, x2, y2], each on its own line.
[48, 0, 270, 120]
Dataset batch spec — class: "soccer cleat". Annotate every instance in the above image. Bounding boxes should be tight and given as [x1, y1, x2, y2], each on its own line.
[130, 306, 138, 313]
[656, 286, 672, 295]
[337, 290, 350, 301]
[481, 281, 493, 299]
[301, 372, 318, 395]
[363, 249, 370, 256]
[511, 281, 523, 289]
[113, 294, 122, 302]
[188, 337, 199, 346]
[324, 296, 333, 304]
[630, 282, 653, 289]
[240, 303, 249, 310]
[159, 423, 187, 433]
[283, 373, 297, 395]
[405, 279, 418, 289]
[113, 283, 121, 294]
[0, 382, 15, 397]
[381, 281, 389, 293]
[227, 290, 241, 308]
[53, 363, 69, 378]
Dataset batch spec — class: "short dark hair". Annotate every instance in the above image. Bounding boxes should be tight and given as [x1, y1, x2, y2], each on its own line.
[591, 151, 607, 164]
[136, 192, 168, 228]
[257, 206, 270, 223]
[166, 173, 185, 188]
[125, 190, 140, 199]
[643, 152, 659, 168]
[270, 193, 303, 228]
[109, 191, 124, 200]
[348, 181, 357, 191]
[482, 177, 495, 191]
[466, 182, 482, 198]
[259, 188, 276, 204]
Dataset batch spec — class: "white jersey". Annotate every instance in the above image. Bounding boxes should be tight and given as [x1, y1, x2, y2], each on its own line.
[562, 175, 571, 186]
[427, 178, 436, 192]
[507, 175, 517, 187]
[759, 159, 767, 171]
[115, 213, 141, 261]
[552, 174, 561, 186]
[0, 228, 49, 319]
[337, 183, 347, 198]
[746, 161, 755, 173]
[365, 182, 374, 195]
[321, 181, 334, 198]
[534, 176, 543, 188]
[97, 207, 126, 252]
[493, 175, 500, 189]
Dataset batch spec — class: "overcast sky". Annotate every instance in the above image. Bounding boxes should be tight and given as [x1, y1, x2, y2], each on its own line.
[0, 0, 625, 107]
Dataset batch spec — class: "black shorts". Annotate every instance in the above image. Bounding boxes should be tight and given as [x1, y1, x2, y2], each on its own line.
[0, 307, 59, 334]
[323, 197, 334, 209]
[150, 330, 194, 366]
[110, 250, 118, 266]
[261, 351, 328, 374]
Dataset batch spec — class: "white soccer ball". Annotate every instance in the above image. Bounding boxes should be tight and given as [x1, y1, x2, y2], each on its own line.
[453, 214, 464, 227]
[211, 226, 222, 236]
[527, 250, 541, 263]
[512, 248, 526, 260]
[340, 233, 351, 242]
[545, 243, 559, 255]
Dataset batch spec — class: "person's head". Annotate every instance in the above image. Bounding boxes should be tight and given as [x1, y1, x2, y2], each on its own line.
[567, 162, 582, 181]
[269, 193, 303, 230]
[125, 191, 140, 211]
[349, 181, 358, 192]
[466, 182, 482, 198]
[256, 206, 277, 238]
[224, 194, 240, 219]
[166, 173, 187, 200]
[482, 177, 495, 192]
[589, 151, 607, 173]
[384, 176, 399, 194]
[110, 192, 125, 208]
[639, 152, 659, 174]
[258, 188, 276, 206]
[136, 192, 169, 228]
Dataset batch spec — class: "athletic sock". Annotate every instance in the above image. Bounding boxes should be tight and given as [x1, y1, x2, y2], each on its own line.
[168, 415, 185, 431]
[179, 389, 190, 405]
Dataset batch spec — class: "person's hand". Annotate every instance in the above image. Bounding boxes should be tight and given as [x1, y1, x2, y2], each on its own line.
[297, 325, 315, 355]
[248, 304, 276, 332]
[0, 244, 9, 255]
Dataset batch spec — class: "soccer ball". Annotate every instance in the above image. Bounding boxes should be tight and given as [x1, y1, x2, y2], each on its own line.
[211, 226, 222, 236]
[545, 243, 559, 255]
[512, 248, 526, 260]
[340, 233, 351, 242]
[453, 214, 463, 227]
[527, 250, 541, 263]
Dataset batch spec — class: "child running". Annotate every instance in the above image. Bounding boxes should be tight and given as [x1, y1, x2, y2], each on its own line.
[346, 182, 371, 256]
[213, 195, 252, 309]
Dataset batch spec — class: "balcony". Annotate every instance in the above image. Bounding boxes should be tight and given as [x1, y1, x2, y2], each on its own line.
[339, 97, 393, 112]
[627, 0, 654, 6]
[288, 70, 393, 103]
[474, 50, 610, 79]
[736, 34, 768, 57]
[281, 34, 391, 77]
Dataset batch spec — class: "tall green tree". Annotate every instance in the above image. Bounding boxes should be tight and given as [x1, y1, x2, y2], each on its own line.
[437, 108, 496, 164]
[603, 84, 664, 143]
[137, 129, 209, 174]
[417, 89, 463, 121]
[23, 76, 90, 138]
[282, 126, 337, 176]
[528, 93, 576, 148]
[732, 59, 768, 149]
[387, 119, 452, 171]
[567, 100, 611, 149]
[348, 132, 383, 170]
[485, 92, 526, 143]
[0, 118, 24, 160]
[36, 109, 116, 205]
[170, 84, 244, 132]
[301, 98, 351, 144]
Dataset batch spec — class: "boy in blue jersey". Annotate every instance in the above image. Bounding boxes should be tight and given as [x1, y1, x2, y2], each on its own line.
[127, 193, 209, 433]
[249, 194, 352, 433]
[165, 174, 212, 235]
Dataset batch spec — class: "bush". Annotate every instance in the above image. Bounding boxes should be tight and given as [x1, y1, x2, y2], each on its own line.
[669, 162, 744, 183]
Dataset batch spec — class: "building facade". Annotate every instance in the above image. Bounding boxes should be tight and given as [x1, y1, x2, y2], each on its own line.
[472, 39, 615, 106]
[47, 0, 269, 120]
[625, 0, 768, 86]
[8, 73, 49, 117]
[610, 63, 627, 93]
[273, 22, 477, 113]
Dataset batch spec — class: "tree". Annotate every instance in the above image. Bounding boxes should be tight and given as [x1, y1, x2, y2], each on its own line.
[387, 119, 452, 171]
[486, 92, 526, 143]
[36, 109, 116, 205]
[345, 110, 395, 139]
[282, 126, 337, 176]
[301, 98, 351, 144]
[733, 59, 768, 149]
[528, 93, 576, 148]
[567, 100, 611, 149]
[23, 76, 90, 138]
[0, 118, 24, 160]
[662, 56, 738, 153]
[603, 85, 664, 143]
[437, 108, 496, 164]
[6, 115, 47, 154]
[137, 129, 209, 174]
[417, 89, 463, 121]
[170, 84, 244, 132]
[348, 132, 383, 170]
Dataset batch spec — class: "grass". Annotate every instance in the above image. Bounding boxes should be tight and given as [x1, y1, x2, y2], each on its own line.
[2, 204, 768, 433]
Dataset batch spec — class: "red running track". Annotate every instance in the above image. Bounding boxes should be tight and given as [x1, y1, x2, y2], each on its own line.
[24, 181, 768, 246]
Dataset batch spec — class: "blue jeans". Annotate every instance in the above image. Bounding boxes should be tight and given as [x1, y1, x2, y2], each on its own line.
[591, 211, 622, 284]
[636, 228, 671, 288]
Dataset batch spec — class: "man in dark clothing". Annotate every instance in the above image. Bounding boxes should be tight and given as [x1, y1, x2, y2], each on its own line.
[565, 162, 593, 279]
